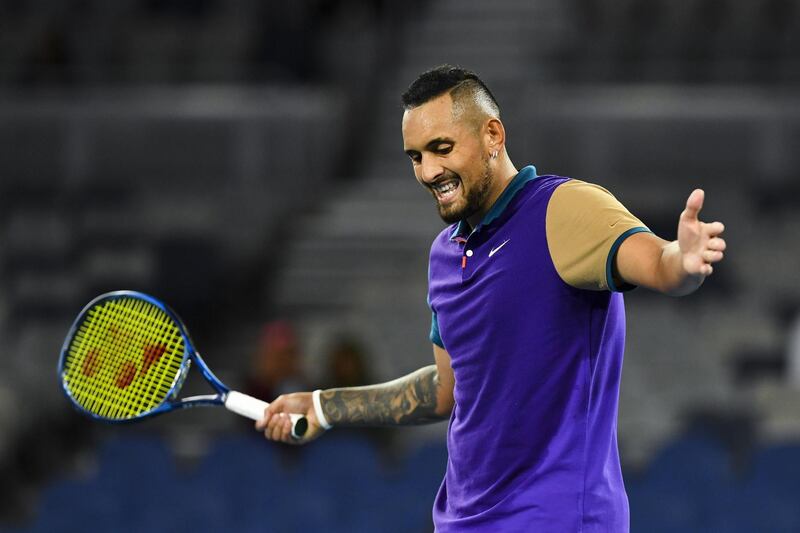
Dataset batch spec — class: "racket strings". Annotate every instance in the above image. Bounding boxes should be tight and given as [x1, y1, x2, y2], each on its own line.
[136, 305, 183, 412]
[109, 299, 180, 416]
[63, 297, 186, 419]
[67, 299, 136, 417]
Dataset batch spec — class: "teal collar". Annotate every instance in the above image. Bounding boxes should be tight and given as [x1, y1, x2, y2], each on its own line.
[450, 165, 538, 240]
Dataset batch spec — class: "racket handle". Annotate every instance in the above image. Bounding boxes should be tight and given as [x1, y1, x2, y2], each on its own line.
[225, 391, 308, 439]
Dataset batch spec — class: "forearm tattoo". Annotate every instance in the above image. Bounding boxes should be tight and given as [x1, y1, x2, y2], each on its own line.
[320, 365, 448, 427]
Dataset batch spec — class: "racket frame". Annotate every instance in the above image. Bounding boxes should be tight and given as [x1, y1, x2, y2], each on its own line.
[58, 290, 234, 423]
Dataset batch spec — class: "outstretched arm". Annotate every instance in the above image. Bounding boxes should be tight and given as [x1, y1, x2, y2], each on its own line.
[257, 344, 455, 444]
[615, 189, 727, 296]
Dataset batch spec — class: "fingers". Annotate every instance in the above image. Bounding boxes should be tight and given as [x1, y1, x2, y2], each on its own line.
[257, 410, 298, 444]
[268, 413, 295, 443]
[682, 189, 705, 221]
[255, 394, 285, 432]
[697, 232, 726, 277]
[704, 221, 725, 236]
[255, 393, 313, 445]
[702, 227, 726, 265]
[707, 236, 726, 251]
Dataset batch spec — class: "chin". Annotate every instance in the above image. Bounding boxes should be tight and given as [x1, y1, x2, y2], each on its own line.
[437, 202, 470, 224]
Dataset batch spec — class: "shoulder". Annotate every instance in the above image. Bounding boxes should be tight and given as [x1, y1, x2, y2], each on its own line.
[521, 174, 572, 202]
[545, 178, 649, 291]
[545, 178, 641, 229]
[548, 179, 618, 209]
[499, 174, 572, 222]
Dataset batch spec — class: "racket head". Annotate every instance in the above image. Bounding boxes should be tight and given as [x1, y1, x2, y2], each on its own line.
[58, 291, 194, 422]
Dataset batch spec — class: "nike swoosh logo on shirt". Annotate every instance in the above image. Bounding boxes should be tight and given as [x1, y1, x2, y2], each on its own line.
[488, 239, 511, 257]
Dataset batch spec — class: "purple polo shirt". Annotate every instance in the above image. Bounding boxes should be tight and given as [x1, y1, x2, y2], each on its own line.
[428, 166, 648, 532]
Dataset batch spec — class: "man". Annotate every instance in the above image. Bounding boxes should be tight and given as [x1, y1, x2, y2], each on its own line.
[257, 65, 727, 532]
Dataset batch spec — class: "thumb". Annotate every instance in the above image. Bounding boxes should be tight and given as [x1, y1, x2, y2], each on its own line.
[682, 189, 704, 222]
[265, 394, 290, 416]
[267, 392, 314, 417]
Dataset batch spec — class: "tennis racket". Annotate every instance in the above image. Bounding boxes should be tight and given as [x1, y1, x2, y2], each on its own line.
[58, 290, 308, 439]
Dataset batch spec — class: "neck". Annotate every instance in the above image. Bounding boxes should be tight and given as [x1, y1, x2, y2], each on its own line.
[466, 156, 518, 228]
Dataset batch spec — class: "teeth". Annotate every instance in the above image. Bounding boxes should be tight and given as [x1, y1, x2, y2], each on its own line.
[434, 181, 458, 194]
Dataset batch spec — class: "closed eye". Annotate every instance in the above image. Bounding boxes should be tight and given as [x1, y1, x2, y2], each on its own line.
[405, 139, 454, 163]
[406, 151, 421, 164]
[435, 144, 453, 155]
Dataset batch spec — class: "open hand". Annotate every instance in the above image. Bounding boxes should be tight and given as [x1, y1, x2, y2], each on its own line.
[678, 189, 726, 277]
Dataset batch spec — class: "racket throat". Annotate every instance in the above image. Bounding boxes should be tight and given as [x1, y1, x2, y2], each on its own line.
[181, 394, 220, 403]
[178, 394, 223, 408]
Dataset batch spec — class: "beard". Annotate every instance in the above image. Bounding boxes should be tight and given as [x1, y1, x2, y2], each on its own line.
[435, 157, 493, 224]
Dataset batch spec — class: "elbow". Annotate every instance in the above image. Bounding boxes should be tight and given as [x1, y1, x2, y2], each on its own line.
[435, 394, 455, 418]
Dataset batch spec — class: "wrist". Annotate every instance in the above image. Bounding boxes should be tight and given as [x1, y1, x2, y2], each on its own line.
[312, 389, 332, 430]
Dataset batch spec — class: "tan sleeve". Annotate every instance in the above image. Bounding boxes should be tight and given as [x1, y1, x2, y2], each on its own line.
[546, 179, 650, 292]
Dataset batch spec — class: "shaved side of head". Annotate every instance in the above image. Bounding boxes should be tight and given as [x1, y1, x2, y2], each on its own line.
[402, 65, 501, 132]
[449, 78, 500, 132]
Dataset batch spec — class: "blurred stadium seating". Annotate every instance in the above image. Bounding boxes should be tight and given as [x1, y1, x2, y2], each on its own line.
[4, 432, 800, 532]
[4, 434, 445, 533]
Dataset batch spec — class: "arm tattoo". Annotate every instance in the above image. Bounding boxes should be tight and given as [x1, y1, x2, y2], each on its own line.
[320, 365, 448, 427]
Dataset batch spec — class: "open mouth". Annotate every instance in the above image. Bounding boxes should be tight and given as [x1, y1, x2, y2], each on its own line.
[432, 179, 461, 204]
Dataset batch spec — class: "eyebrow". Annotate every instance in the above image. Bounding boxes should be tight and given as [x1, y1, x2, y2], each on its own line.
[404, 137, 455, 157]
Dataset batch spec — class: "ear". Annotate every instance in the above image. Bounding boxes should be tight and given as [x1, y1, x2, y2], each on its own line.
[484, 118, 506, 154]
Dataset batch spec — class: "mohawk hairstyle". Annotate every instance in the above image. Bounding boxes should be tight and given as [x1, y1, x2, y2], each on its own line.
[401, 64, 500, 118]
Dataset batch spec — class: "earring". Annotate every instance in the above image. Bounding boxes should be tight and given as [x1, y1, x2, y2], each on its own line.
[491, 150, 498, 160]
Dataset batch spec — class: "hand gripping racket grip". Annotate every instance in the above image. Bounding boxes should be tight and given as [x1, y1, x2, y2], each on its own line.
[225, 391, 308, 439]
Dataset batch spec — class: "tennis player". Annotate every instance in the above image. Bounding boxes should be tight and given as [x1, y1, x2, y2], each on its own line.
[256, 65, 727, 532]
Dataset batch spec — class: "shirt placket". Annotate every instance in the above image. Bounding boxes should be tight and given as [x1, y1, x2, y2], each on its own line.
[458, 233, 480, 281]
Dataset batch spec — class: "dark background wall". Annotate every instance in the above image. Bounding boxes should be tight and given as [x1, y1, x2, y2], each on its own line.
[1, 1, 799, 531]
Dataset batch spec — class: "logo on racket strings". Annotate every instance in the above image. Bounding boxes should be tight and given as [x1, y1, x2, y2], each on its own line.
[79, 328, 170, 390]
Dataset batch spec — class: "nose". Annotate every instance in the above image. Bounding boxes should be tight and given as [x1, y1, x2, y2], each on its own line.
[418, 154, 444, 184]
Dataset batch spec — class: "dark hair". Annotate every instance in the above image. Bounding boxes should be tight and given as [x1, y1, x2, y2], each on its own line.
[401, 64, 500, 116]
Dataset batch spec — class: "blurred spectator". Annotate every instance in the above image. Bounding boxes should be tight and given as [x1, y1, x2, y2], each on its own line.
[324, 335, 372, 390]
[242, 321, 309, 464]
[243, 320, 309, 403]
